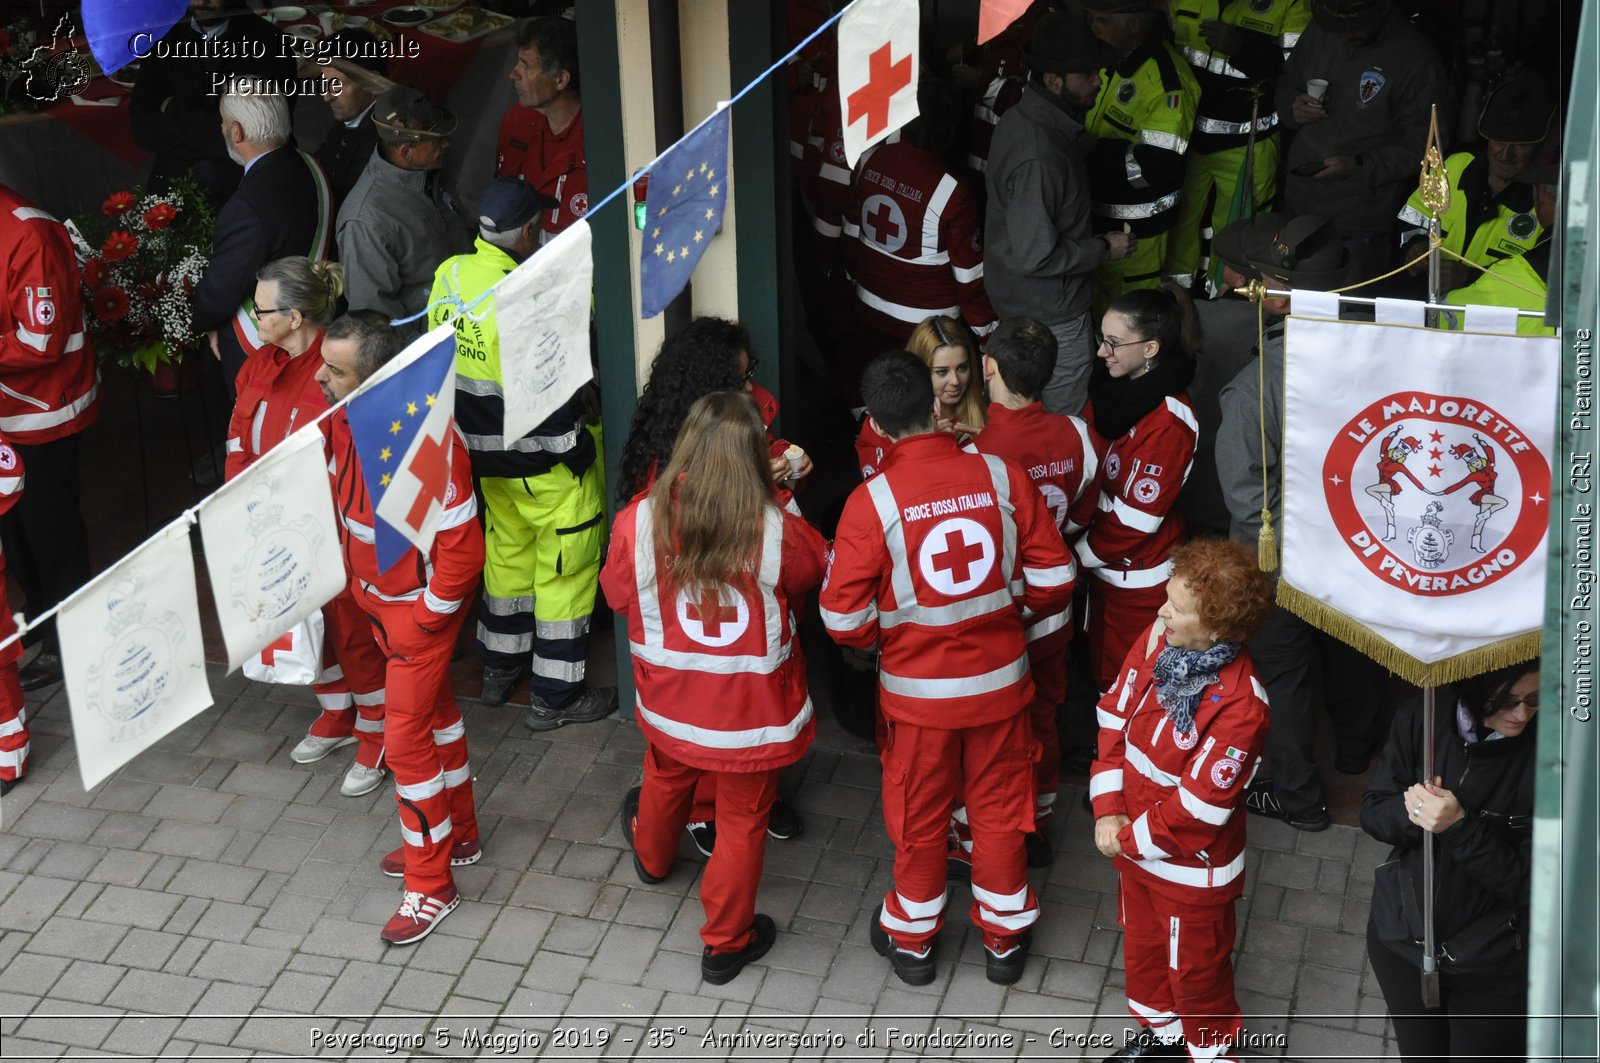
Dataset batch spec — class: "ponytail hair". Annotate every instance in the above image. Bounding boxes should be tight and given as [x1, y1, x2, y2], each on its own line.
[1107, 281, 1202, 363]
[256, 256, 345, 329]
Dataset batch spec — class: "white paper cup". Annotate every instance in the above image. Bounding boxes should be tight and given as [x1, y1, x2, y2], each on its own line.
[786, 452, 805, 481]
[1306, 78, 1329, 100]
[318, 12, 338, 34]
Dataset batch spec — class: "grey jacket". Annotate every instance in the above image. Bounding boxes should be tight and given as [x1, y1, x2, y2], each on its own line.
[983, 83, 1109, 323]
[1275, 10, 1450, 235]
[1215, 319, 1287, 548]
[336, 149, 457, 324]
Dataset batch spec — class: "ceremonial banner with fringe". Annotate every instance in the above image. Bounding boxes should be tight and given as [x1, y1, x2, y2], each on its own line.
[1279, 314, 1558, 686]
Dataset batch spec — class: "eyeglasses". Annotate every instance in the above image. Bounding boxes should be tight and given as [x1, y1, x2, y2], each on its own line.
[256, 307, 290, 317]
[1096, 334, 1144, 353]
[741, 355, 759, 382]
[1493, 692, 1539, 713]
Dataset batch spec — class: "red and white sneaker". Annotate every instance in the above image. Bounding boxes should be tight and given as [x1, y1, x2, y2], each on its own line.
[380, 885, 459, 946]
[379, 839, 482, 878]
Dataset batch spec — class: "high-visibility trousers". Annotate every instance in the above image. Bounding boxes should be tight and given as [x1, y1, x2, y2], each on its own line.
[877, 713, 1039, 950]
[353, 584, 480, 898]
[1118, 865, 1243, 1062]
[307, 590, 387, 769]
[477, 426, 607, 708]
[633, 743, 781, 954]
[1095, 231, 1171, 317]
[1164, 138, 1280, 291]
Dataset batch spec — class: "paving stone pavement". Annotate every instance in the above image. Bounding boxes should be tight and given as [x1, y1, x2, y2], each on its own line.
[0, 667, 1401, 1060]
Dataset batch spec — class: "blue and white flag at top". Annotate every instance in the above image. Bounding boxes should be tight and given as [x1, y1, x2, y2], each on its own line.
[344, 330, 458, 575]
[81, 0, 187, 75]
[640, 106, 732, 318]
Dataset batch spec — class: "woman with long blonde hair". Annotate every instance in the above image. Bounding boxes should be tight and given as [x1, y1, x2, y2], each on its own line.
[853, 314, 988, 478]
[602, 391, 827, 985]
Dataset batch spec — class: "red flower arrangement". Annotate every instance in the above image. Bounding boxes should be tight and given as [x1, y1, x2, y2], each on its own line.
[101, 191, 136, 217]
[83, 257, 109, 288]
[143, 203, 177, 231]
[91, 286, 130, 323]
[101, 230, 139, 262]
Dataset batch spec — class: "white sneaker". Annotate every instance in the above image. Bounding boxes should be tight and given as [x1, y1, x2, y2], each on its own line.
[291, 734, 357, 764]
[341, 762, 388, 797]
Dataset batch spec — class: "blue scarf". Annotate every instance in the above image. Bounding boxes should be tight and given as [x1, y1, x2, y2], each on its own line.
[1152, 640, 1241, 734]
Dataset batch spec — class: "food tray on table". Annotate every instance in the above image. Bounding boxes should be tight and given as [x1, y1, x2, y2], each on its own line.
[417, 7, 515, 43]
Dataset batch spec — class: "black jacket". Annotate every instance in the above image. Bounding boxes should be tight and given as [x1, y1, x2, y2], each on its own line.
[314, 111, 379, 214]
[130, 15, 297, 203]
[1361, 689, 1535, 954]
[191, 147, 328, 382]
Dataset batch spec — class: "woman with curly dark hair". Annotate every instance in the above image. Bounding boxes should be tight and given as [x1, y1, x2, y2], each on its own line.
[615, 316, 810, 852]
[1087, 538, 1274, 1063]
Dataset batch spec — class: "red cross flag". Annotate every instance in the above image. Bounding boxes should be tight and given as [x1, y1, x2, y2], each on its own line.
[837, 0, 919, 168]
[978, 0, 1031, 45]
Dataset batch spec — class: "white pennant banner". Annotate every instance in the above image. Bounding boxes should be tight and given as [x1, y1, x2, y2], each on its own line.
[838, 0, 919, 167]
[59, 518, 213, 790]
[198, 426, 346, 672]
[1280, 315, 1558, 682]
[494, 220, 596, 444]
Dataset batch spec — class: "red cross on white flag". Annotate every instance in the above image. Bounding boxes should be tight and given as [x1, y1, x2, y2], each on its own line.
[837, 0, 919, 168]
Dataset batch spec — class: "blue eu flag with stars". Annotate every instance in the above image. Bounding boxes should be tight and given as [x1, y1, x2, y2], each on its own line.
[345, 330, 459, 575]
[640, 107, 731, 318]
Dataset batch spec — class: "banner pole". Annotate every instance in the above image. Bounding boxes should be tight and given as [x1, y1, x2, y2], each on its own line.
[1420, 683, 1441, 1007]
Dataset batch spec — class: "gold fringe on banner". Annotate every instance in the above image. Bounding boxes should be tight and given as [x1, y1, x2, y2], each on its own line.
[1277, 580, 1542, 687]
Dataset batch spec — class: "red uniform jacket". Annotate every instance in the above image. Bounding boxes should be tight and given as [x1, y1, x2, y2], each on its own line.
[0, 436, 22, 667]
[0, 188, 101, 443]
[1090, 620, 1269, 904]
[820, 433, 1074, 728]
[327, 410, 485, 634]
[854, 416, 894, 481]
[1079, 395, 1197, 583]
[225, 335, 329, 481]
[841, 139, 996, 340]
[602, 493, 827, 773]
[969, 400, 1098, 653]
[496, 105, 588, 242]
[799, 86, 851, 247]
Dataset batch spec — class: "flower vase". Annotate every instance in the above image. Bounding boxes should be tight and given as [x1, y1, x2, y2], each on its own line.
[137, 343, 197, 396]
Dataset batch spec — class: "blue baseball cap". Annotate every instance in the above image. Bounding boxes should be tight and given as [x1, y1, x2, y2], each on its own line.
[478, 177, 557, 234]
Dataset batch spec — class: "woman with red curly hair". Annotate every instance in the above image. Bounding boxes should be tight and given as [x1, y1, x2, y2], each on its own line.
[1087, 538, 1274, 1063]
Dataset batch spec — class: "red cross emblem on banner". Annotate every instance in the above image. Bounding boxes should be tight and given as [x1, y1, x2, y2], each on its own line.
[847, 42, 912, 139]
[259, 631, 295, 667]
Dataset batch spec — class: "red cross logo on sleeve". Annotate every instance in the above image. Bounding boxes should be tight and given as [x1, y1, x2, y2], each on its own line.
[403, 432, 450, 532]
[847, 42, 913, 138]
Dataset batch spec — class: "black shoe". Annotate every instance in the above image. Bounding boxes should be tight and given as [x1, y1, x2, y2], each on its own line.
[620, 786, 665, 884]
[1244, 779, 1331, 832]
[766, 798, 803, 840]
[479, 664, 524, 707]
[525, 686, 618, 731]
[18, 653, 62, 692]
[0, 776, 17, 797]
[685, 820, 716, 857]
[1024, 829, 1054, 868]
[701, 913, 776, 985]
[870, 920, 936, 986]
[1101, 1029, 1186, 1061]
[982, 929, 1032, 985]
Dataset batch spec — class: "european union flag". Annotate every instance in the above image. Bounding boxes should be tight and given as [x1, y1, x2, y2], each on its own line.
[640, 107, 731, 318]
[345, 329, 458, 575]
[81, 0, 186, 76]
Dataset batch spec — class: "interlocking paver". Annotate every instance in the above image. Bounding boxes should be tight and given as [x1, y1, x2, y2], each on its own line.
[164, 859, 264, 902]
[190, 941, 292, 986]
[0, 873, 70, 931]
[24, 914, 127, 962]
[82, 884, 184, 931]
[103, 968, 209, 1013]
[106, 927, 183, 970]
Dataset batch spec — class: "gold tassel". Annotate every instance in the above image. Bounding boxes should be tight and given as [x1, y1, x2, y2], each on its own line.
[1276, 580, 1541, 686]
[1258, 508, 1278, 572]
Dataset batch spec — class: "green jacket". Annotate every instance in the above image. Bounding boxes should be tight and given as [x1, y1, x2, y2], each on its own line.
[1398, 151, 1543, 267]
[1444, 247, 1555, 337]
[429, 237, 596, 479]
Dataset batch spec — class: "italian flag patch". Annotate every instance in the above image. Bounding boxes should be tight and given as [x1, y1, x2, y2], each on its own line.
[1226, 746, 1248, 760]
[1167, 92, 1181, 109]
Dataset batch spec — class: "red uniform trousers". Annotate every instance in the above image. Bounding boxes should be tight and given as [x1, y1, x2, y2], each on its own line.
[306, 590, 388, 770]
[879, 712, 1039, 950]
[0, 666, 26, 783]
[633, 743, 779, 954]
[1088, 577, 1169, 692]
[354, 584, 479, 897]
[1117, 866, 1243, 1062]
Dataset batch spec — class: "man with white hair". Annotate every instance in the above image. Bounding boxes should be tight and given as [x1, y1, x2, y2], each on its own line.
[191, 80, 333, 391]
[426, 177, 613, 723]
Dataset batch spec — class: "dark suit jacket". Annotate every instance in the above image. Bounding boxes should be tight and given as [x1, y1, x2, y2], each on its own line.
[130, 15, 297, 203]
[191, 147, 329, 384]
[315, 110, 380, 214]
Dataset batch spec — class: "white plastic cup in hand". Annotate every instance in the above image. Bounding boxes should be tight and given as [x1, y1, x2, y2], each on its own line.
[1306, 78, 1329, 101]
[785, 444, 806, 482]
[318, 12, 338, 35]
